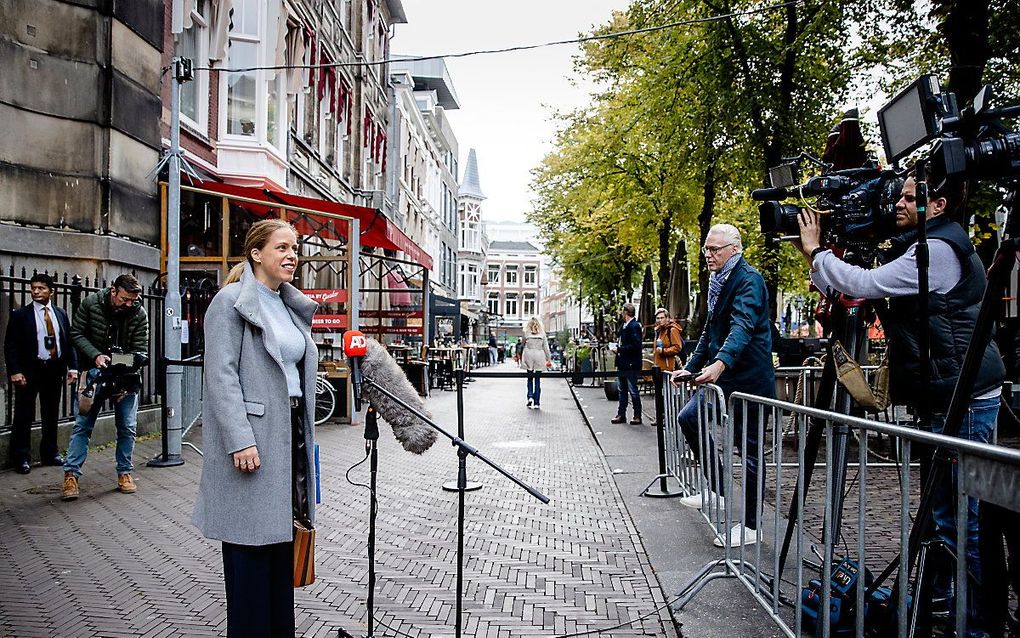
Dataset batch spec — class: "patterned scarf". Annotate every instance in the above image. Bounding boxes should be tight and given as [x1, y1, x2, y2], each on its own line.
[708, 253, 741, 314]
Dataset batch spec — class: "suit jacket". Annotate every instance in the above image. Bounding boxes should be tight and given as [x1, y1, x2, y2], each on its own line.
[686, 257, 775, 398]
[616, 318, 643, 371]
[4, 303, 78, 377]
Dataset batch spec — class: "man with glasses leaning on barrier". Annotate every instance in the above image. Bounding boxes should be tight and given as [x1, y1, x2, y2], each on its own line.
[797, 173, 1005, 638]
[673, 223, 776, 548]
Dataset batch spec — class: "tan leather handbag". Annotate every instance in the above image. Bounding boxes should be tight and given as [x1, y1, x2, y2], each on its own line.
[293, 519, 316, 587]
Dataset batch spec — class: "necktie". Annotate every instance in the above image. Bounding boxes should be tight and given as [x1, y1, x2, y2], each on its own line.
[43, 307, 58, 360]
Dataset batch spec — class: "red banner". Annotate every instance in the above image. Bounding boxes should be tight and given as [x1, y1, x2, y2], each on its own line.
[303, 289, 349, 304]
[311, 314, 350, 330]
[362, 325, 423, 335]
[360, 310, 424, 319]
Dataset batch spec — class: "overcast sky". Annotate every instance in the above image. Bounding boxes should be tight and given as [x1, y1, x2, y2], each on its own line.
[392, 1, 631, 223]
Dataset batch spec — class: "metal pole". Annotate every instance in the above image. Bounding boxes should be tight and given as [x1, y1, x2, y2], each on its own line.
[153, 56, 185, 467]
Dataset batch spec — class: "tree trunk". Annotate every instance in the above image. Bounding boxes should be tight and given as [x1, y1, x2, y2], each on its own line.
[658, 212, 672, 308]
[691, 160, 717, 336]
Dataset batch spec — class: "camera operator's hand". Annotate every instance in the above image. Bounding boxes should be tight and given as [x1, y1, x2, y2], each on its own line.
[232, 446, 261, 473]
[797, 209, 824, 265]
[9, 373, 27, 387]
[694, 360, 726, 385]
[95, 354, 111, 368]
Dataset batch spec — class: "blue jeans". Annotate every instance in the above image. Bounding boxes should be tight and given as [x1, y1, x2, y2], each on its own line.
[929, 395, 998, 637]
[64, 369, 139, 477]
[527, 371, 542, 405]
[678, 390, 764, 529]
[616, 370, 641, 418]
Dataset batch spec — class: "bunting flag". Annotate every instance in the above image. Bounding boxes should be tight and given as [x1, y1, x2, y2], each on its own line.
[345, 89, 353, 135]
[306, 29, 316, 90]
[381, 137, 387, 172]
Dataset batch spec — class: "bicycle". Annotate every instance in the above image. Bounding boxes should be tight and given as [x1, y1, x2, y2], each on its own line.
[314, 372, 337, 425]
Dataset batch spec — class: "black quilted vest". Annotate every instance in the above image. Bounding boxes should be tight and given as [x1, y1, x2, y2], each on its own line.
[882, 216, 1005, 410]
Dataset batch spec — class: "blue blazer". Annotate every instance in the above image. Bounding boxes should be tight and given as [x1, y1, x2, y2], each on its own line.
[4, 303, 78, 376]
[686, 257, 775, 398]
[616, 318, 643, 371]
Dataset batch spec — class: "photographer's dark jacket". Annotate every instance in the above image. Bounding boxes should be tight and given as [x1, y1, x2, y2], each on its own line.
[881, 217, 1005, 409]
[685, 257, 776, 398]
[70, 288, 149, 364]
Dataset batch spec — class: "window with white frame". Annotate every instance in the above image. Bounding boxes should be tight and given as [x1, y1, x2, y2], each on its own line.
[179, 0, 209, 131]
[505, 264, 519, 285]
[523, 292, 537, 317]
[487, 264, 500, 285]
[524, 265, 537, 286]
[505, 292, 519, 317]
[224, 0, 286, 150]
[487, 292, 499, 315]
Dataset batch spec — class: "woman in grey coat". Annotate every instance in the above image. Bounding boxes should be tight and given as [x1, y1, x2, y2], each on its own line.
[521, 317, 551, 409]
[192, 219, 318, 638]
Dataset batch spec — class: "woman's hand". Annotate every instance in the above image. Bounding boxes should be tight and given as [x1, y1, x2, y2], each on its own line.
[232, 446, 261, 473]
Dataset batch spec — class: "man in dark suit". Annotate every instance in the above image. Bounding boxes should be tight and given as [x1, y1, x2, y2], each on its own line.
[611, 303, 644, 425]
[674, 224, 776, 548]
[4, 273, 78, 474]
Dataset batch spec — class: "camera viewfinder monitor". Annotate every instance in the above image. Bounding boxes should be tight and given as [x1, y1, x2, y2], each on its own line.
[878, 75, 941, 165]
[769, 163, 798, 188]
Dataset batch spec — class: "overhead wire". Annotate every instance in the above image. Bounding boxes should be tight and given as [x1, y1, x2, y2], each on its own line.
[194, 0, 801, 73]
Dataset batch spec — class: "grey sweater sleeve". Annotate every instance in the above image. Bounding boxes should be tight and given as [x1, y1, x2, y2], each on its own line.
[810, 239, 962, 298]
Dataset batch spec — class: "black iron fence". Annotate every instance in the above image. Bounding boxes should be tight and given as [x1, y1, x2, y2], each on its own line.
[1, 265, 167, 434]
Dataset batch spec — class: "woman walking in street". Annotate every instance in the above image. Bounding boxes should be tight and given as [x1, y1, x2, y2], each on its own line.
[522, 317, 551, 409]
[192, 219, 318, 638]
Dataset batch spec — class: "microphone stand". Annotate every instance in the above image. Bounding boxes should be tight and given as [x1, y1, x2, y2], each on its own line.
[364, 406, 379, 638]
[356, 369, 550, 638]
[443, 367, 481, 493]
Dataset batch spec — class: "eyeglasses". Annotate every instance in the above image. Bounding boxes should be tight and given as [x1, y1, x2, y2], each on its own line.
[702, 243, 734, 255]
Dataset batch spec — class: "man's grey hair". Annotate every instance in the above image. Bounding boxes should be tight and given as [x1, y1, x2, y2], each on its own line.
[708, 224, 742, 251]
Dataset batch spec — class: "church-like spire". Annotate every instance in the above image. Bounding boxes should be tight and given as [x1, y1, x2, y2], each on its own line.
[460, 148, 485, 199]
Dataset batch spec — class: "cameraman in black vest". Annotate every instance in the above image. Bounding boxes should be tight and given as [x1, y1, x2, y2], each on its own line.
[797, 173, 1005, 638]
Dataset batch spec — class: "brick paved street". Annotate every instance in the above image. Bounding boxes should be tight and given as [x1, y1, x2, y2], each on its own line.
[0, 364, 679, 638]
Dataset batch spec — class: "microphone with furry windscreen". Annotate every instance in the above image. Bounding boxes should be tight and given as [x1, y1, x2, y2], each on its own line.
[343, 331, 437, 455]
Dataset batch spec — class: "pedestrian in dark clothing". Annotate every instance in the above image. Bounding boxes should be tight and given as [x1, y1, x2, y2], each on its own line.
[4, 273, 78, 473]
[612, 303, 643, 425]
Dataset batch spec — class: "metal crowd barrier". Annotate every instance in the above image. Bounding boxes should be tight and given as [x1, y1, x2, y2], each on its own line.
[662, 385, 1020, 638]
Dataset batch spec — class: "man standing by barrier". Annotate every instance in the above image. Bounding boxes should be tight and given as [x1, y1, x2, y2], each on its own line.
[62, 274, 149, 500]
[798, 173, 1004, 637]
[674, 224, 775, 548]
[4, 273, 78, 474]
[611, 303, 643, 425]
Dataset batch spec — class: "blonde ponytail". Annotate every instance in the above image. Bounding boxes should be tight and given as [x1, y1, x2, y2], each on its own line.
[224, 262, 246, 285]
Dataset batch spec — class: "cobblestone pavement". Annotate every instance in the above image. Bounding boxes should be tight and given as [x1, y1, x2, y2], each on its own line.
[0, 366, 679, 638]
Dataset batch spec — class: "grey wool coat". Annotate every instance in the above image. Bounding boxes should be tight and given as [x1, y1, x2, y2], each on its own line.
[192, 263, 319, 546]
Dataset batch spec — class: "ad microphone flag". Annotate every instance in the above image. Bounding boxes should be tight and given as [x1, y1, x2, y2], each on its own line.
[342, 330, 367, 412]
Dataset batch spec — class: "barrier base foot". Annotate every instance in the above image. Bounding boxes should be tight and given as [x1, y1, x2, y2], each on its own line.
[672, 559, 732, 611]
[442, 480, 482, 492]
[640, 474, 685, 499]
[147, 453, 185, 468]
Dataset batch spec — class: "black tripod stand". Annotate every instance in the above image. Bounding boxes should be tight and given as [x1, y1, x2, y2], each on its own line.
[350, 369, 549, 638]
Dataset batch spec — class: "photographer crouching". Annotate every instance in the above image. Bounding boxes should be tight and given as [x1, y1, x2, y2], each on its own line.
[797, 173, 1005, 638]
[62, 274, 150, 500]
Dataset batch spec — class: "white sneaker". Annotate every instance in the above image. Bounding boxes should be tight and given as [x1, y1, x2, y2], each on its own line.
[679, 491, 724, 510]
[713, 523, 759, 548]
[527, 398, 533, 408]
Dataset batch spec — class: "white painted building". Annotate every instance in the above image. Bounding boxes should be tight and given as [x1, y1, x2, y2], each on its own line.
[484, 240, 542, 336]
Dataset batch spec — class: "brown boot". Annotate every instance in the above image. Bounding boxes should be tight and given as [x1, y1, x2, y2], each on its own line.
[61, 472, 79, 501]
[117, 473, 137, 494]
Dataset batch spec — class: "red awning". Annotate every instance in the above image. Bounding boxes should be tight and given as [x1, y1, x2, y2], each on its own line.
[187, 179, 432, 270]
